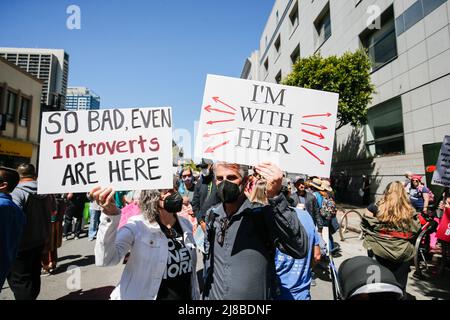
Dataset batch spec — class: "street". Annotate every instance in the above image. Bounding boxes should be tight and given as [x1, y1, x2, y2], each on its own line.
[2, 209, 449, 300]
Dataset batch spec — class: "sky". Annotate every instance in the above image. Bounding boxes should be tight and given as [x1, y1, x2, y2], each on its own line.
[0, 0, 274, 159]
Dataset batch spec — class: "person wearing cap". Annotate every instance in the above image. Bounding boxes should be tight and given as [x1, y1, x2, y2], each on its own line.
[408, 175, 429, 214]
[310, 178, 339, 254]
[291, 176, 322, 232]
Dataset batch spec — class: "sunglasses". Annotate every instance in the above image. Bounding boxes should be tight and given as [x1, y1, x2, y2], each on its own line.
[217, 217, 230, 246]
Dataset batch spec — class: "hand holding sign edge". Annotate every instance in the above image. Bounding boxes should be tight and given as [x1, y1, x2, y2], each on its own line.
[90, 186, 119, 216]
[254, 162, 283, 199]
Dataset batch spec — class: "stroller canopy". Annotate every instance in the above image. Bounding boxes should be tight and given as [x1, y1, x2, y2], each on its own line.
[338, 256, 404, 300]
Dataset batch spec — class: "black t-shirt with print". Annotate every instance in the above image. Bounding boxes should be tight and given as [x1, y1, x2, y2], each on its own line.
[156, 220, 193, 300]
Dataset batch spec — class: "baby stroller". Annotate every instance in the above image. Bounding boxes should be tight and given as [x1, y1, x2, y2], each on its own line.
[323, 228, 404, 300]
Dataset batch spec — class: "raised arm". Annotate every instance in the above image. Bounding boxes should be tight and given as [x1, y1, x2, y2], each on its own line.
[255, 163, 308, 259]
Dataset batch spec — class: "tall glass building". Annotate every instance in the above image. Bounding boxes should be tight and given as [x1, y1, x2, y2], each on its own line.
[66, 87, 100, 110]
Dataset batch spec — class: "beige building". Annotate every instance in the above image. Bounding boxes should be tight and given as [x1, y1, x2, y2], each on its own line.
[242, 0, 450, 202]
[0, 56, 43, 168]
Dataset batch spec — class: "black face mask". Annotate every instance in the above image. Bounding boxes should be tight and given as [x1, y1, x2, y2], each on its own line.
[217, 180, 242, 204]
[164, 192, 183, 213]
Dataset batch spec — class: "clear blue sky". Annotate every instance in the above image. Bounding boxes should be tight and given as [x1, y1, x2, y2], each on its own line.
[0, 0, 274, 158]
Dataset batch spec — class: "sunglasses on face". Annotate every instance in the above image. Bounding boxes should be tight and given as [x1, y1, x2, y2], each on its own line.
[217, 217, 229, 246]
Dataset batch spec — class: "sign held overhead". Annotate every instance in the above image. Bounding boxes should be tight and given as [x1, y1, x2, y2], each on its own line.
[432, 135, 450, 187]
[195, 74, 339, 177]
[38, 107, 174, 194]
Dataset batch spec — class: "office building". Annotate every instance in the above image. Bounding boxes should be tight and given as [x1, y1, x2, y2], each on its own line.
[242, 0, 450, 200]
[66, 87, 100, 110]
[0, 47, 69, 110]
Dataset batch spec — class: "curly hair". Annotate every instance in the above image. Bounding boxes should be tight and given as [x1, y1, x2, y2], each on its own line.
[138, 190, 160, 223]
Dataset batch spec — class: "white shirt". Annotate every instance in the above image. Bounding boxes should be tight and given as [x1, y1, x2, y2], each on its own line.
[95, 212, 200, 300]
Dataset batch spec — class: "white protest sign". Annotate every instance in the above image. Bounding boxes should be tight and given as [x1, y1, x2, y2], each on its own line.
[432, 135, 450, 187]
[38, 107, 174, 194]
[195, 75, 339, 177]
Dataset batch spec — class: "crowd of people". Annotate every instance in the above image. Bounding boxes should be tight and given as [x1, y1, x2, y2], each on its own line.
[1, 161, 450, 300]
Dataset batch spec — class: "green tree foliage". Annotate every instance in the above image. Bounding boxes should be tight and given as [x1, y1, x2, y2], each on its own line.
[283, 49, 375, 130]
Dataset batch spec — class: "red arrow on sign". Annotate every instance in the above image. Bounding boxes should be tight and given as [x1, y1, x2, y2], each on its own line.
[204, 105, 235, 116]
[206, 119, 235, 125]
[301, 129, 325, 140]
[301, 145, 325, 165]
[212, 97, 237, 112]
[205, 140, 230, 153]
[303, 139, 330, 151]
[302, 113, 332, 119]
[301, 123, 328, 130]
[203, 130, 233, 138]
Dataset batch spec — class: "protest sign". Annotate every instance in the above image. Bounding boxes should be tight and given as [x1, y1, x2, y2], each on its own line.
[195, 74, 339, 177]
[432, 135, 450, 187]
[38, 107, 174, 194]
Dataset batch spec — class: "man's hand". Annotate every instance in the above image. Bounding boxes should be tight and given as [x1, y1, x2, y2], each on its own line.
[89, 187, 118, 216]
[254, 162, 283, 199]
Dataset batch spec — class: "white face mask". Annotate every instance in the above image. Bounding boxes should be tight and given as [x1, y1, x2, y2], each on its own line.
[202, 169, 210, 177]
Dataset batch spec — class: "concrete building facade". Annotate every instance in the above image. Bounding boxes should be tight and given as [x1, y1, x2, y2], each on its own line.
[66, 87, 100, 110]
[242, 0, 450, 202]
[0, 48, 69, 111]
[0, 57, 43, 168]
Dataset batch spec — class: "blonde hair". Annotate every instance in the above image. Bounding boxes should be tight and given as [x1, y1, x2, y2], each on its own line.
[249, 179, 268, 205]
[376, 181, 415, 229]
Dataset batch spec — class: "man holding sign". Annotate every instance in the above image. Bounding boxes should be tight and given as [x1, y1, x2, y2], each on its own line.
[202, 161, 308, 300]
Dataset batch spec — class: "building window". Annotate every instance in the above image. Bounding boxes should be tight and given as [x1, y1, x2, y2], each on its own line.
[264, 58, 269, 73]
[19, 97, 30, 127]
[289, 2, 299, 32]
[314, 3, 331, 48]
[275, 71, 282, 84]
[276, 10, 279, 24]
[290, 45, 300, 64]
[6, 91, 17, 122]
[365, 97, 405, 157]
[274, 35, 281, 54]
[360, 6, 397, 72]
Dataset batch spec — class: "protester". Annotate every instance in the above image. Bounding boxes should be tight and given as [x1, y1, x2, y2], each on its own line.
[42, 194, 65, 274]
[92, 177, 200, 300]
[63, 192, 87, 240]
[408, 175, 430, 214]
[179, 167, 196, 202]
[9, 163, 52, 300]
[310, 178, 339, 254]
[87, 192, 102, 241]
[275, 207, 321, 300]
[291, 176, 322, 232]
[361, 181, 421, 292]
[41, 194, 60, 275]
[0, 167, 25, 291]
[192, 159, 220, 232]
[202, 162, 308, 300]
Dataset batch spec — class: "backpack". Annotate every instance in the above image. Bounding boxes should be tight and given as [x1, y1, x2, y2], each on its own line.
[320, 197, 337, 220]
[20, 193, 52, 251]
[417, 185, 435, 204]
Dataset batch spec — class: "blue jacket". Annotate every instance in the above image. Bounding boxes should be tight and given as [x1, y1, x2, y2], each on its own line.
[0, 193, 26, 290]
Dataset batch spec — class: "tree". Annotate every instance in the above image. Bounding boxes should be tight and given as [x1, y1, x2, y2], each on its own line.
[282, 49, 375, 130]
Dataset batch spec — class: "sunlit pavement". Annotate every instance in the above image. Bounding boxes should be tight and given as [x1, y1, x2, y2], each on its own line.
[1, 219, 449, 300]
